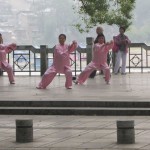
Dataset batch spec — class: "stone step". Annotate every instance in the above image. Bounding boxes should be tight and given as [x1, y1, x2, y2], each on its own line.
[0, 101, 150, 108]
[0, 101, 150, 116]
[0, 107, 150, 115]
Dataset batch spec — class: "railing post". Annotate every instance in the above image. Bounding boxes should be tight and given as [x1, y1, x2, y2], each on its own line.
[40, 45, 48, 76]
[0, 69, 3, 76]
[86, 37, 94, 65]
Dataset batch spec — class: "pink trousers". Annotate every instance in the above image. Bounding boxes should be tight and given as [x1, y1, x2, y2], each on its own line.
[77, 63, 110, 84]
[38, 66, 72, 89]
[1, 63, 14, 82]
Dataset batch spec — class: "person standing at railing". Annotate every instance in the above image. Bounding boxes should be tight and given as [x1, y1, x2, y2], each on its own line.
[0, 43, 17, 84]
[0, 33, 3, 44]
[89, 26, 111, 78]
[113, 26, 131, 75]
[0, 33, 4, 76]
[36, 34, 78, 89]
[74, 34, 113, 85]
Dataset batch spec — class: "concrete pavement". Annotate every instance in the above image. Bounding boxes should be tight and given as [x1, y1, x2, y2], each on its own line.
[0, 115, 150, 149]
[0, 73, 150, 101]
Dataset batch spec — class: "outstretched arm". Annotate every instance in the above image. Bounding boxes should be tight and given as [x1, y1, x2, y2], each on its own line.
[68, 40, 78, 53]
[0, 44, 6, 50]
[5, 43, 17, 53]
[104, 40, 114, 51]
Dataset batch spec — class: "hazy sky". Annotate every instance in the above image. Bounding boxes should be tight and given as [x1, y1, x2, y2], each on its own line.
[1, 0, 150, 45]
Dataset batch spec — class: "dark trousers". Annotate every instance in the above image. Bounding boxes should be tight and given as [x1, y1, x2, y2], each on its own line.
[0, 69, 3, 76]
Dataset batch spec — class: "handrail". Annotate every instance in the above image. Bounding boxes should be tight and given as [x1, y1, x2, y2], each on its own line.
[1, 40, 150, 76]
[130, 43, 150, 50]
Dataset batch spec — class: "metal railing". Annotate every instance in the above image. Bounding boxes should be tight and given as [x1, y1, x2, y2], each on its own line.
[2, 38, 150, 76]
[128, 43, 150, 73]
[6, 44, 88, 76]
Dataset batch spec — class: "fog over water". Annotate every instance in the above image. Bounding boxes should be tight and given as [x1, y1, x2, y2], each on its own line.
[0, 0, 149, 46]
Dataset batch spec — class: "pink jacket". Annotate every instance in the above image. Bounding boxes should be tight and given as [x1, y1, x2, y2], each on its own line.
[52, 42, 78, 73]
[92, 42, 113, 66]
[0, 43, 17, 68]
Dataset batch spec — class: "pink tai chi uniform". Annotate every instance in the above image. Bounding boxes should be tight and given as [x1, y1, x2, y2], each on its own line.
[77, 42, 113, 84]
[0, 43, 17, 84]
[37, 41, 78, 89]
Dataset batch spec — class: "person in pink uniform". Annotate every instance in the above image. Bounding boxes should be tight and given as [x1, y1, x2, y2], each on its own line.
[74, 34, 113, 85]
[0, 43, 17, 84]
[37, 34, 78, 89]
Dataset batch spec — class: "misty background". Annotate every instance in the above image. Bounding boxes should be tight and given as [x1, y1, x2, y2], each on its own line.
[0, 0, 149, 47]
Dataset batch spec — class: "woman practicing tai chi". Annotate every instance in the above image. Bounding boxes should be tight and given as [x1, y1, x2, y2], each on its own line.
[74, 34, 113, 85]
[0, 43, 17, 84]
[37, 34, 77, 89]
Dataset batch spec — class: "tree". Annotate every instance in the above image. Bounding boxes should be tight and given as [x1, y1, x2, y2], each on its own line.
[74, 0, 136, 32]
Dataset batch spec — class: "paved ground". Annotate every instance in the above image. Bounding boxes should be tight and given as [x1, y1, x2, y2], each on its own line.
[0, 73, 150, 149]
[0, 73, 150, 101]
[0, 115, 150, 149]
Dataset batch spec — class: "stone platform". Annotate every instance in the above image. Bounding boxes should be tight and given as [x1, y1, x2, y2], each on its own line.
[0, 73, 150, 101]
[0, 73, 150, 115]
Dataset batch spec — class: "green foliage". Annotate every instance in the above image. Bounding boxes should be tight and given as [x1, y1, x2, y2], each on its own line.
[75, 0, 136, 32]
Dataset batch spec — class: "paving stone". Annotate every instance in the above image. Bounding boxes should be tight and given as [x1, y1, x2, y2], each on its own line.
[0, 115, 149, 149]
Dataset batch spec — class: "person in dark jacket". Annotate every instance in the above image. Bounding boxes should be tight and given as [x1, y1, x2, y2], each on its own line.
[0, 33, 3, 44]
[0, 33, 3, 75]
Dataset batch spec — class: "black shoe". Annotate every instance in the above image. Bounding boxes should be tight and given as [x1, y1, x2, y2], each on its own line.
[89, 70, 96, 78]
[72, 76, 76, 80]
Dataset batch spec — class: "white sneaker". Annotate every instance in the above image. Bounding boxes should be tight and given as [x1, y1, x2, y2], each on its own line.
[36, 86, 46, 89]
[66, 87, 72, 89]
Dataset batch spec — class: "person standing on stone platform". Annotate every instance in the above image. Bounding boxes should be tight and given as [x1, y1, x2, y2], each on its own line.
[74, 34, 113, 85]
[0, 43, 17, 84]
[0, 33, 3, 44]
[113, 26, 131, 75]
[89, 26, 110, 78]
[0, 33, 4, 75]
[36, 34, 78, 89]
